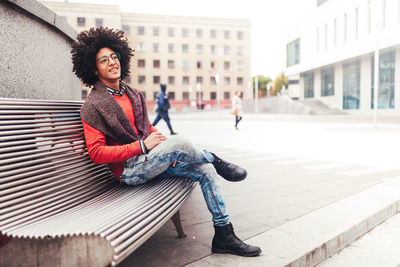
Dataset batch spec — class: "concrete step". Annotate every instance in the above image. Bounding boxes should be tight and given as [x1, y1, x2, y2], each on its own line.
[187, 176, 400, 267]
[318, 213, 400, 267]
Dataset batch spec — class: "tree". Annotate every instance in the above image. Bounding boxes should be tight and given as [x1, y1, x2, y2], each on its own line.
[252, 75, 272, 97]
[274, 72, 288, 95]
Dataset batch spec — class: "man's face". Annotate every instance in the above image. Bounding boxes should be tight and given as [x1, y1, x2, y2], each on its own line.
[95, 47, 121, 83]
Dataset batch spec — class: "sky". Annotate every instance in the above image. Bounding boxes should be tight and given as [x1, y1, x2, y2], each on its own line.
[61, 0, 316, 77]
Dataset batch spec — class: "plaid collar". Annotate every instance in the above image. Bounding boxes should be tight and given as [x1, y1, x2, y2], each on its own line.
[106, 83, 126, 96]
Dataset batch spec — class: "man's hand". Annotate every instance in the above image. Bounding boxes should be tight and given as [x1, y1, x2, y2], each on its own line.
[143, 132, 165, 151]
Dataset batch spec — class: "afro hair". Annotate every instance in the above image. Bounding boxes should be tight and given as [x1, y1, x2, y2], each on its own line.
[71, 27, 134, 86]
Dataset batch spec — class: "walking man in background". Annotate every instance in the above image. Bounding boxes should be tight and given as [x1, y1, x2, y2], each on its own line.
[152, 83, 177, 135]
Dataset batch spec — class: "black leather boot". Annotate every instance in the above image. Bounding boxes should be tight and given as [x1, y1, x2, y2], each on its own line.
[212, 223, 261, 257]
[211, 153, 247, 182]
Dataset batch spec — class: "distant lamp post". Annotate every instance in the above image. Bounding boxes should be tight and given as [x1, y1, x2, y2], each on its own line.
[196, 83, 202, 109]
[215, 74, 220, 109]
[373, 0, 381, 127]
[254, 76, 258, 114]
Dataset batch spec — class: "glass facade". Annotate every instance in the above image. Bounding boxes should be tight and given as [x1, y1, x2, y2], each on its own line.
[286, 39, 300, 67]
[321, 66, 334, 96]
[303, 72, 314, 98]
[371, 50, 395, 109]
[343, 60, 360, 109]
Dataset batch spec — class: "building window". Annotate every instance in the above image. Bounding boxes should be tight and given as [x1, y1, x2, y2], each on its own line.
[77, 17, 85, 27]
[182, 28, 189, 37]
[183, 92, 189, 100]
[210, 29, 216, 38]
[196, 45, 203, 54]
[211, 61, 215, 69]
[153, 60, 160, 68]
[141, 91, 146, 100]
[237, 46, 244, 55]
[95, 18, 103, 27]
[138, 75, 146, 84]
[153, 76, 160, 84]
[82, 89, 88, 99]
[182, 59, 190, 69]
[321, 66, 334, 96]
[210, 76, 216, 85]
[224, 92, 230, 100]
[286, 38, 300, 67]
[197, 61, 202, 69]
[343, 60, 360, 109]
[138, 59, 145, 68]
[211, 45, 217, 54]
[124, 75, 131, 84]
[168, 44, 175, 53]
[137, 26, 145, 35]
[196, 76, 203, 84]
[153, 27, 159, 36]
[304, 71, 314, 98]
[153, 43, 159, 52]
[168, 76, 175, 84]
[122, 25, 130, 34]
[168, 60, 175, 68]
[168, 27, 174, 37]
[224, 30, 230, 39]
[224, 46, 231, 55]
[196, 29, 203, 38]
[182, 44, 189, 53]
[168, 92, 175, 100]
[237, 77, 244, 85]
[224, 77, 230, 85]
[153, 92, 158, 100]
[183, 76, 189, 84]
[210, 92, 217, 100]
[371, 51, 395, 109]
[237, 61, 244, 70]
[224, 61, 230, 70]
[137, 42, 146, 52]
[237, 31, 243, 39]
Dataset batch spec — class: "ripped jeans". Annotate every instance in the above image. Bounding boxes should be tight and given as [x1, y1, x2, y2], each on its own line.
[120, 136, 229, 226]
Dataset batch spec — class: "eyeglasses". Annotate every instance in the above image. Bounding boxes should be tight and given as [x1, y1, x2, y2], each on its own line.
[97, 53, 121, 65]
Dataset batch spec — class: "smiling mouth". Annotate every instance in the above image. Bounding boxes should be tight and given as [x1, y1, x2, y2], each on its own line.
[109, 67, 119, 72]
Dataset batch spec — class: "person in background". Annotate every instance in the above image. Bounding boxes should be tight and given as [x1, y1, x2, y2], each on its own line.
[72, 27, 261, 258]
[152, 83, 178, 135]
[231, 90, 243, 130]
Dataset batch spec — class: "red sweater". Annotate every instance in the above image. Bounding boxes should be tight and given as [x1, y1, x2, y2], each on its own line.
[81, 93, 159, 181]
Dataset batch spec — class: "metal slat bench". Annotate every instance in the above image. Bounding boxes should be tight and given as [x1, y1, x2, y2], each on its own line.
[0, 98, 195, 267]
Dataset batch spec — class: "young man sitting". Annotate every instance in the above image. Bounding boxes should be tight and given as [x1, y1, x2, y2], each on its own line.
[71, 27, 261, 257]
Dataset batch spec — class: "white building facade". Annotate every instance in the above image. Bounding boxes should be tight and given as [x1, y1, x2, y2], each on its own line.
[286, 0, 400, 112]
[40, 1, 252, 107]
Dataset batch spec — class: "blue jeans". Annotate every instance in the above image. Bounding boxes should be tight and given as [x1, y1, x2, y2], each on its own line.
[120, 136, 229, 226]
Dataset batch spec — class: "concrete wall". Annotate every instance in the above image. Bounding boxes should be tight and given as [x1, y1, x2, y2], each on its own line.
[0, 0, 81, 100]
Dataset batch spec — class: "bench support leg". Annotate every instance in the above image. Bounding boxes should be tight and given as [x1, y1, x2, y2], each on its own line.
[171, 210, 187, 238]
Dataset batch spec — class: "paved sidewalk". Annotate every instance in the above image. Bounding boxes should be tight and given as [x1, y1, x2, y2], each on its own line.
[318, 213, 400, 267]
[119, 147, 400, 266]
[119, 112, 400, 266]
